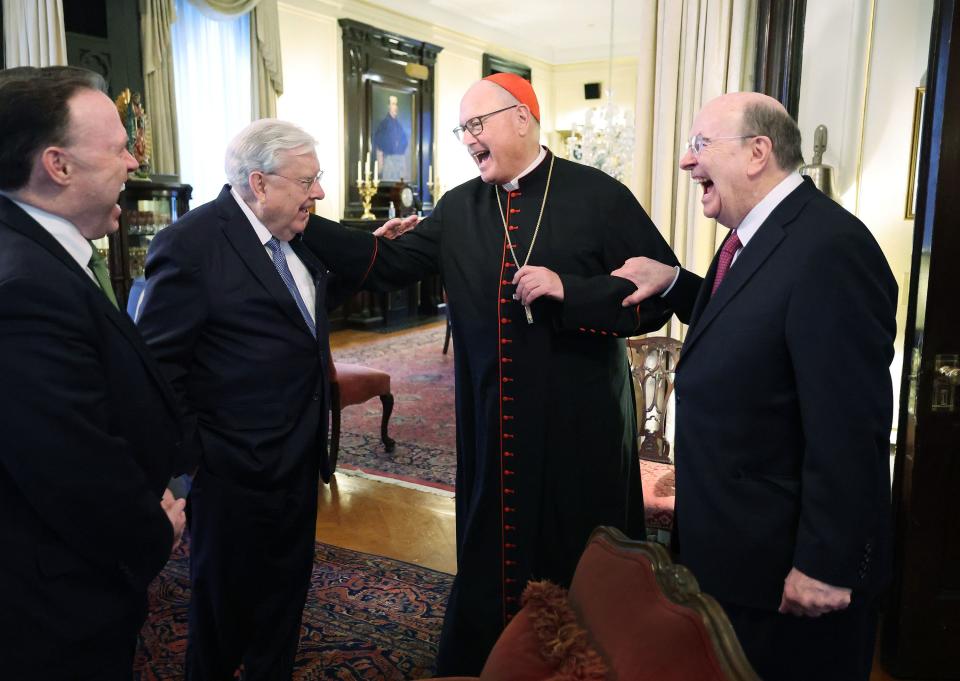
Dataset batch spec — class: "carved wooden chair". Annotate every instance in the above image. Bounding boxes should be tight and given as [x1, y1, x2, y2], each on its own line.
[325, 356, 395, 483]
[628, 336, 682, 544]
[426, 526, 760, 681]
[628, 336, 682, 464]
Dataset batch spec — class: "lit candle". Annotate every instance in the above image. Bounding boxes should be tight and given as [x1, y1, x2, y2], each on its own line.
[357, 160, 362, 183]
[373, 160, 379, 184]
[428, 164, 433, 185]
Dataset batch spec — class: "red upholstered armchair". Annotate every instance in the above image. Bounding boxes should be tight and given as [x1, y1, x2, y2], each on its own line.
[324, 356, 395, 483]
[427, 526, 759, 681]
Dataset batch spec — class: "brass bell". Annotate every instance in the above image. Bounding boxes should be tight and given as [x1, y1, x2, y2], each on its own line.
[800, 125, 839, 202]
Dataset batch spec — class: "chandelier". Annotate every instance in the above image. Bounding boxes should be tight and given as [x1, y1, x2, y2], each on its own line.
[567, 0, 634, 184]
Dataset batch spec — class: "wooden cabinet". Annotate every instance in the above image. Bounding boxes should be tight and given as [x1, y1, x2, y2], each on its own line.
[102, 176, 191, 310]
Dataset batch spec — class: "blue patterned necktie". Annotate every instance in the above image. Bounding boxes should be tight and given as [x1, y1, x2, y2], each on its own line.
[266, 237, 316, 338]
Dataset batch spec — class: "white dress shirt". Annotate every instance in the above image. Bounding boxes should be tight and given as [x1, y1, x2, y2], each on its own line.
[1, 193, 98, 284]
[230, 188, 316, 322]
[661, 171, 805, 295]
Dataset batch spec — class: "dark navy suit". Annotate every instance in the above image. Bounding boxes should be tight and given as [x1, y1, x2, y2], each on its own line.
[137, 186, 342, 680]
[0, 195, 185, 679]
[666, 177, 897, 680]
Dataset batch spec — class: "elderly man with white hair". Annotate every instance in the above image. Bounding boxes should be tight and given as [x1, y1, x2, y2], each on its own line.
[137, 119, 340, 680]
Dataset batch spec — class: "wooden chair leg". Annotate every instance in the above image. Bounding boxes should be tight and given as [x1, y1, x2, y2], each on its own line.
[443, 313, 452, 354]
[380, 393, 396, 452]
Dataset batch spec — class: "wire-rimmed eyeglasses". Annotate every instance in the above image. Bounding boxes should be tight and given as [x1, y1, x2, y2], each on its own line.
[452, 105, 518, 141]
[267, 170, 325, 191]
[685, 133, 755, 156]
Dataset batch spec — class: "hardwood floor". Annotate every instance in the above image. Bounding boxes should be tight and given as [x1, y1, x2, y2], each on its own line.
[318, 322, 907, 680]
[315, 473, 456, 574]
[318, 321, 456, 575]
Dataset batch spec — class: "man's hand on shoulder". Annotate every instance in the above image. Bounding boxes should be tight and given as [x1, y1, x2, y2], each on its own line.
[513, 265, 563, 304]
[779, 567, 852, 617]
[611, 257, 677, 306]
[374, 215, 419, 239]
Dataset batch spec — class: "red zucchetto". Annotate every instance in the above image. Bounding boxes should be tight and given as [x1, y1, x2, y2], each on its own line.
[483, 73, 540, 122]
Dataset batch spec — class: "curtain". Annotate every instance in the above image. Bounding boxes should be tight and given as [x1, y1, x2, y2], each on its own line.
[171, 0, 251, 205]
[186, 0, 283, 118]
[141, 0, 180, 175]
[250, 0, 282, 118]
[2, 0, 67, 67]
[634, 0, 755, 339]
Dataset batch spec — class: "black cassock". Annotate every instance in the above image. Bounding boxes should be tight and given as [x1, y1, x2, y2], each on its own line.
[303, 150, 678, 674]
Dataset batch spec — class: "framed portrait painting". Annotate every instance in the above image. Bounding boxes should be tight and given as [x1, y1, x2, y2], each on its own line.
[368, 83, 417, 184]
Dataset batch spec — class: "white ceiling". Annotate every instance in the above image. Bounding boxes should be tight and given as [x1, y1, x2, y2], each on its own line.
[364, 0, 646, 64]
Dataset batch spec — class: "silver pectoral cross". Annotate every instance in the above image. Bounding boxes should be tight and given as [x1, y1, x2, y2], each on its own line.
[524, 304, 533, 324]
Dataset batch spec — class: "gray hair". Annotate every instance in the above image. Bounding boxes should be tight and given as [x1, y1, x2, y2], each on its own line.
[741, 102, 804, 171]
[225, 118, 317, 197]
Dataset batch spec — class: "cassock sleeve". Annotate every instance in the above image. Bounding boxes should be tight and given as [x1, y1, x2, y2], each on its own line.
[556, 181, 680, 336]
[785, 228, 897, 589]
[302, 210, 441, 291]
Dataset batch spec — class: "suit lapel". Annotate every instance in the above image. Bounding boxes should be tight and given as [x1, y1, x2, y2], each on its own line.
[215, 188, 314, 336]
[679, 179, 814, 364]
[0, 196, 182, 417]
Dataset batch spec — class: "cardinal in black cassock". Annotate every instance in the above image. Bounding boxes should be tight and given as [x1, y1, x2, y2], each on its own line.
[303, 74, 680, 675]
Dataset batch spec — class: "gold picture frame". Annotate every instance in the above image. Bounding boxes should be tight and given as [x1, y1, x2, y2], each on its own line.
[905, 86, 926, 220]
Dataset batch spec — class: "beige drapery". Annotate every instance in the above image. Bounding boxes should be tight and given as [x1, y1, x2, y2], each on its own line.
[186, 0, 283, 118]
[140, 0, 180, 175]
[2, 0, 67, 67]
[633, 0, 756, 339]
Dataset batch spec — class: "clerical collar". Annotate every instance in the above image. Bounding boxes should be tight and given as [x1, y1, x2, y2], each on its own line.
[501, 147, 547, 192]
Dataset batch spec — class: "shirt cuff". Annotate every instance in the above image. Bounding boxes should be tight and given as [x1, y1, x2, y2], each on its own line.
[659, 265, 681, 298]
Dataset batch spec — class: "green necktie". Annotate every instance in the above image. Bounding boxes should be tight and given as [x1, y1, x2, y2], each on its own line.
[87, 244, 119, 310]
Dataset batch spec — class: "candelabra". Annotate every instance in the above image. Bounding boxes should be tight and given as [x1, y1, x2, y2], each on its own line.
[356, 174, 379, 220]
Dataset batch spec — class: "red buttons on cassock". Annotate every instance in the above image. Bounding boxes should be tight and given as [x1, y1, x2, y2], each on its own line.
[505, 543, 517, 549]
[504, 451, 514, 457]
[503, 414, 514, 421]
[579, 327, 586, 332]
[502, 376, 513, 383]
[504, 488, 515, 495]
[504, 506, 516, 513]
[501, 357, 512, 363]
[505, 524, 516, 531]
[508, 225, 519, 231]
[510, 191, 521, 198]
[501, 317, 511, 324]
[502, 395, 514, 401]
[509, 208, 520, 214]
[501, 338, 513, 345]
[505, 560, 517, 566]
[503, 434, 515, 440]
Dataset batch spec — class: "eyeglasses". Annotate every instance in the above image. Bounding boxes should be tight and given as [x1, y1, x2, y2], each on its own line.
[685, 134, 756, 156]
[267, 170, 324, 191]
[452, 105, 518, 141]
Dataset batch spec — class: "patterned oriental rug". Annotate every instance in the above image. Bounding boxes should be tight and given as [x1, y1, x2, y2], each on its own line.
[134, 538, 452, 680]
[333, 324, 457, 492]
